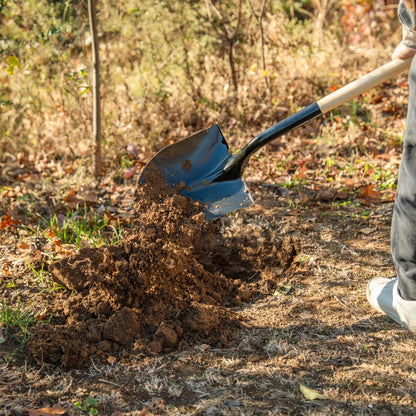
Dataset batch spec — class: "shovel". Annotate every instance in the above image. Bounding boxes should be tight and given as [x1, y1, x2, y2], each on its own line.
[138, 58, 411, 219]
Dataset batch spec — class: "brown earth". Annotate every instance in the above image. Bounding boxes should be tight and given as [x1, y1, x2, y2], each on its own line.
[30, 172, 300, 368]
[3, 173, 416, 415]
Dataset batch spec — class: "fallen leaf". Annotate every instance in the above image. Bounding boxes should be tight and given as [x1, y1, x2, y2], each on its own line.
[358, 184, 380, 199]
[0, 214, 18, 230]
[63, 189, 76, 202]
[371, 95, 384, 104]
[375, 153, 401, 165]
[63, 190, 79, 209]
[358, 227, 377, 235]
[107, 355, 117, 365]
[2, 262, 11, 276]
[356, 184, 385, 204]
[27, 406, 66, 416]
[84, 192, 98, 205]
[17, 241, 31, 252]
[299, 383, 329, 401]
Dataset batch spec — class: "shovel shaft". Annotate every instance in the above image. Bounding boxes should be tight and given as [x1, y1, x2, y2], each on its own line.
[220, 58, 412, 181]
[317, 58, 411, 113]
[221, 103, 321, 180]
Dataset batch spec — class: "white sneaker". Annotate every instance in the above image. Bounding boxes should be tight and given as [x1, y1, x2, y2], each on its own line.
[366, 277, 416, 332]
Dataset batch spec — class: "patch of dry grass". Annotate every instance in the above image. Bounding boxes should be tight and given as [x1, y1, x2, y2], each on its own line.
[2, 1, 416, 415]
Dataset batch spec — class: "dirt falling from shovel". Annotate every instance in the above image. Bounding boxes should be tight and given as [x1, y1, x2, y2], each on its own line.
[30, 171, 299, 368]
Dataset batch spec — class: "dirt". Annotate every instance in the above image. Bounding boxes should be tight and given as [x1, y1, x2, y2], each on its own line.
[4, 168, 416, 415]
[31, 171, 300, 368]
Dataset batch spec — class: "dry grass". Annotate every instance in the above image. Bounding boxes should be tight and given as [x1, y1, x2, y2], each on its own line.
[2, 1, 416, 415]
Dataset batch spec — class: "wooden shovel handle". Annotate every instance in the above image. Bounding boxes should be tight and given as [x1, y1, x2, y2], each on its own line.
[317, 58, 412, 114]
[221, 58, 413, 182]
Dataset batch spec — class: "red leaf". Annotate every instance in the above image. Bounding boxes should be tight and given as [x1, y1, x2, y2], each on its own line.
[0, 214, 18, 230]
[63, 189, 76, 202]
[2, 262, 11, 276]
[358, 184, 380, 199]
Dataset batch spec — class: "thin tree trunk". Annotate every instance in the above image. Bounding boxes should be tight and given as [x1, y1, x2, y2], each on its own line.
[248, 0, 270, 92]
[88, 0, 101, 179]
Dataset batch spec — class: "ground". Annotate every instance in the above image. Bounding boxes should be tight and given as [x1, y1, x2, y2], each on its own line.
[1, 2, 415, 413]
[2, 163, 416, 415]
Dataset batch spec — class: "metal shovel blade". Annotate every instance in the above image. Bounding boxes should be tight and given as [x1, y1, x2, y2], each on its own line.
[138, 125, 253, 220]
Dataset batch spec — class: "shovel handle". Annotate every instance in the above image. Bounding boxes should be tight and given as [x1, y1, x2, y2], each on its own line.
[220, 58, 412, 181]
[317, 58, 412, 113]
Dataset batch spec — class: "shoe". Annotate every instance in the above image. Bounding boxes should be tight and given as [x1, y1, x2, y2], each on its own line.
[366, 277, 416, 332]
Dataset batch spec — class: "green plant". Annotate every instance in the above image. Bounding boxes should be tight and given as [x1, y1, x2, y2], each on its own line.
[361, 210, 370, 218]
[74, 397, 99, 415]
[64, 68, 90, 97]
[372, 167, 397, 189]
[346, 99, 371, 125]
[273, 282, 292, 296]
[5, 55, 21, 75]
[332, 200, 352, 207]
[24, 259, 47, 283]
[281, 177, 307, 189]
[37, 205, 124, 248]
[120, 153, 134, 169]
[0, 300, 48, 344]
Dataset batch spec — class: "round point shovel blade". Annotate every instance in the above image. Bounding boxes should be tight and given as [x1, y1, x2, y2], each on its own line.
[138, 125, 253, 219]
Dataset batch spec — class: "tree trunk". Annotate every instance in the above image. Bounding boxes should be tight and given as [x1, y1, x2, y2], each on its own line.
[88, 0, 101, 179]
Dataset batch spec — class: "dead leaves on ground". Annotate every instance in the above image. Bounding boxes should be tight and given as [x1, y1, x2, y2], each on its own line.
[139, 397, 165, 415]
[357, 184, 394, 204]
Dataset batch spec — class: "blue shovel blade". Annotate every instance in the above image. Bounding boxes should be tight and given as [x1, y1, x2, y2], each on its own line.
[138, 125, 253, 219]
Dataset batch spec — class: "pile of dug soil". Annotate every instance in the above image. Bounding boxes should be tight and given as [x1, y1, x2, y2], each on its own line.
[30, 173, 299, 368]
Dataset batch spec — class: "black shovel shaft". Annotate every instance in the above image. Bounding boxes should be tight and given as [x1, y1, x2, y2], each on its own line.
[219, 58, 412, 182]
[219, 102, 322, 181]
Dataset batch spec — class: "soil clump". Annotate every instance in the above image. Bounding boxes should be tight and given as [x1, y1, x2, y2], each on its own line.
[31, 173, 298, 368]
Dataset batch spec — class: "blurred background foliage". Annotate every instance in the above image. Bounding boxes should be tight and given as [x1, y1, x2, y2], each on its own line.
[0, 0, 402, 175]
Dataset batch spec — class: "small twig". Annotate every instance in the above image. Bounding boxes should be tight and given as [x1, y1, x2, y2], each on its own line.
[209, 0, 241, 93]
[90, 357, 102, 373]
[98, 378, 121, 387]
[334, 240, 358, 256]
[204, 0, 212, 20]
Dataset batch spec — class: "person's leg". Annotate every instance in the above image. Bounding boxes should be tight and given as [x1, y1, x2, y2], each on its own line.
[391, 56, 416, 301]
[367, 57, 416, 331]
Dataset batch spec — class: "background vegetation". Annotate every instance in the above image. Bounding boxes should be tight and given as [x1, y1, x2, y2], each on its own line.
[1, 0, 402, 175]
[2, 1, 415, 415]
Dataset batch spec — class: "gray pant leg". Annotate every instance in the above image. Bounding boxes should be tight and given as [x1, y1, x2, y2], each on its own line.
[392, 57, 416, 300]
